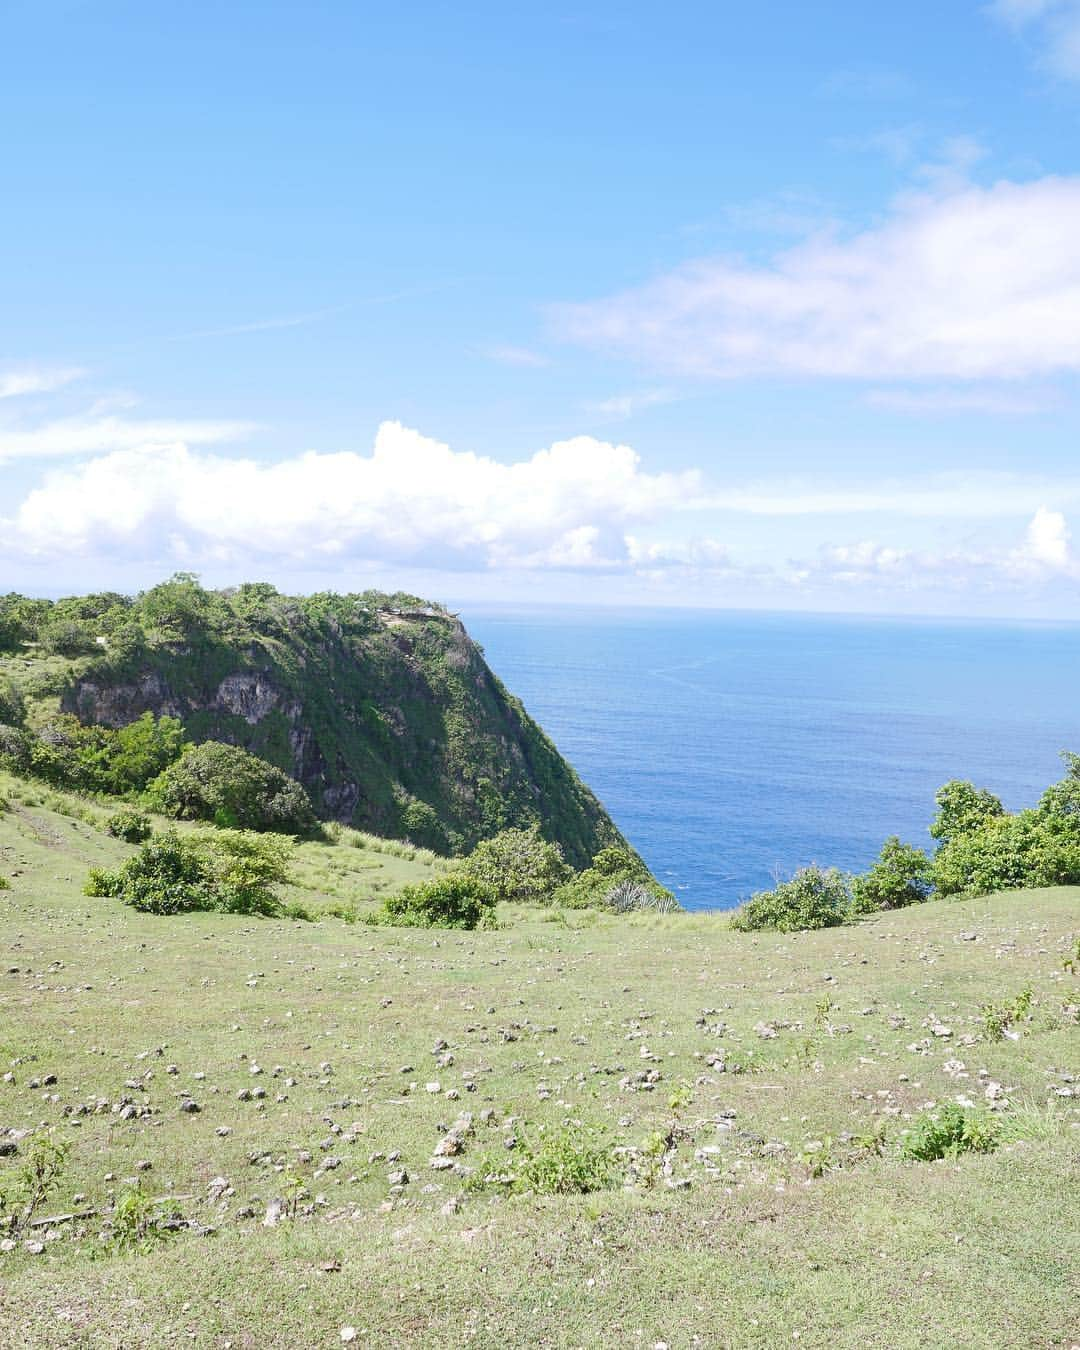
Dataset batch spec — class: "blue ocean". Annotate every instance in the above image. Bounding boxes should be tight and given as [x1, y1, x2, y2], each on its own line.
[463, 606, 1080, 912]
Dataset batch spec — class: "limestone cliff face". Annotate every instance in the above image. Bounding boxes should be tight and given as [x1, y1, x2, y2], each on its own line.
[63, 608, 622, 866]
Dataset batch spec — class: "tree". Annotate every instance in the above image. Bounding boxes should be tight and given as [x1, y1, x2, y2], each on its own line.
[148, 740, 316, 834]
[730, 865, 852, 933]
[851, 836, 934, 912]
[929, 780, 1005, 845]
[461, 825, 570, 905]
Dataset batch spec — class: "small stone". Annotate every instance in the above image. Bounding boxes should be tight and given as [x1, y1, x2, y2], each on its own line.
[340, 1330, 357, 1344]
[179, 1099, 200, 1114]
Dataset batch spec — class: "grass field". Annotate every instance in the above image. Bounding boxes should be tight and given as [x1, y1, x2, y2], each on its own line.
[1, 782, 1077, 1348]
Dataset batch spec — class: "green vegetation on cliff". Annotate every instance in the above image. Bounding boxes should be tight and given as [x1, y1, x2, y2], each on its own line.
[0, 576, 625, 866]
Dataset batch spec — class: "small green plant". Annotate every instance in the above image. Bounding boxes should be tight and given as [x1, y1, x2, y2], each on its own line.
[0, 1135, 70, 1234]
[980, 986, 1034, 1041]
[103, 1181, 181, 1255]
[0, 876, 10, 890]
[104, 808, 153, 843]
[900, 1104, 999, 1162]
[1064, 935, 1080, 975]
[467, 1121, 619, 1196]
[799, 1134, 836, 1179]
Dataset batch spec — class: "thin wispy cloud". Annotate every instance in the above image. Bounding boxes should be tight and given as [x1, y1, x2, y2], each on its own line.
[586, 388, 678, 419]
[865, 387, 1058, 415]
[0, 413, 256, 462]
[0, 366, 86, 399]
[989, 0, 1080, 79]
[483, 344, 551, 368]
[167, 308, 347, 341]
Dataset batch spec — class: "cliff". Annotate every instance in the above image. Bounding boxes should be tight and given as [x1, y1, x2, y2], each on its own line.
[26, 579, 623, 865]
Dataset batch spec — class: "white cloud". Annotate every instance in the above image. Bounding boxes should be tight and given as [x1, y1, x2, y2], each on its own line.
[585, 388, 678, 419]
[555, 175, 1080, 380]
[0, 366, 86, 399]
[791, 508, 1078, 590]
[483, 344, 551, 368]
[990, 0, 1080, 78]
[864, 387, 1056, 415]
[0, 413, 256, 462]
[2, 421, 700, 571]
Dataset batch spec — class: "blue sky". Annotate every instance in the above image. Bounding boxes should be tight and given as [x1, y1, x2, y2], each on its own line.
[5, 0, 1080, 614]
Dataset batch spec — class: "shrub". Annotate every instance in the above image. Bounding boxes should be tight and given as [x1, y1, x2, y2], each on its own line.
[375, 873, 496, 929]
[607, 879, 681, 914]
[38, 618, 98, 656]
[86, 832, 212, 914]
[730, 865, 852, 933]
[851, 836, 934, 912]
[104, 808, 153, 843]
[0, 876, 10, 890]
[932, 810, 1080, 898]
[552, 844, 675, 911]
[84, 828, 294, 917]
[0, 674, 24, 727]
[981, 986, 1033, 1041]
[460, 825, 570, 905]
[900, 1104, 999, 1161]
[929, 780, 1005, 845]
[147, 741, 315, 835]
[0, 725, 32, 774]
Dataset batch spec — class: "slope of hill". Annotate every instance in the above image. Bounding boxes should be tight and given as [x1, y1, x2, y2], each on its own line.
[0, 578, 625, 867]
[0, 783, 1077, 1348]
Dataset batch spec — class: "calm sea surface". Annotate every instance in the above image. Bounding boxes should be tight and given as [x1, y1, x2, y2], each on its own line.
[462, 606, 1080, 912]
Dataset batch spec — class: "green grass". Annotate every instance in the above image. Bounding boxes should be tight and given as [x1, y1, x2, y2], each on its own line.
[1, 789, 1078, 1347]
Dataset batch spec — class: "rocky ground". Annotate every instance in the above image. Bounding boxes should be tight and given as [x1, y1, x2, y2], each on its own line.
[0, 783, 1077, 1348]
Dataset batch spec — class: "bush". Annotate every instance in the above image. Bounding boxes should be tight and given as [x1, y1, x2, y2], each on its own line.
[552, 844, 675, 911]
[374, 873, 497, 929]
[84, 828, 295, 917]
[900, 1104, 999, 1161]
[460, 825, 570, 905]
[0, 674, 24, 727]
[0, 725, 32, 774]
[730, 865, 852, 933]
[607, 879, 680, 914]
[851, 836, 934, 912]
[929, 780, 1005, 845]
[86, 831, 211, 914]
[932, 810, 1080, 898]
[147, 741, 315, 835]
[104, 808, 153, 843]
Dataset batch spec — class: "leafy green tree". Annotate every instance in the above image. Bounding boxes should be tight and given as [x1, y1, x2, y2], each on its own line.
[105, 713, 186, 792]
[932, 810, 1080, 898]
[929, 780, 1005, 845]
[148, 740, 315, 834]
[851, 837, 934, 912]
[461, 825, 570, 904]
[552, 843, 673, 910]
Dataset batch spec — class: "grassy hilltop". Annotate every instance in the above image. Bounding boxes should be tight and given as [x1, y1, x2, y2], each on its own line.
[0, 577, 623, 867]
[1, 780, 1077, 1349]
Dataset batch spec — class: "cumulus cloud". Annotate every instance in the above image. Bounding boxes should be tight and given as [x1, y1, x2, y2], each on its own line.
[2, 421, 700, 572]
[0, 413, 256, 462]
[555, 175, 1080, 380]
[790, 507, 1078, 591]
[0, 366, 86, 399]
